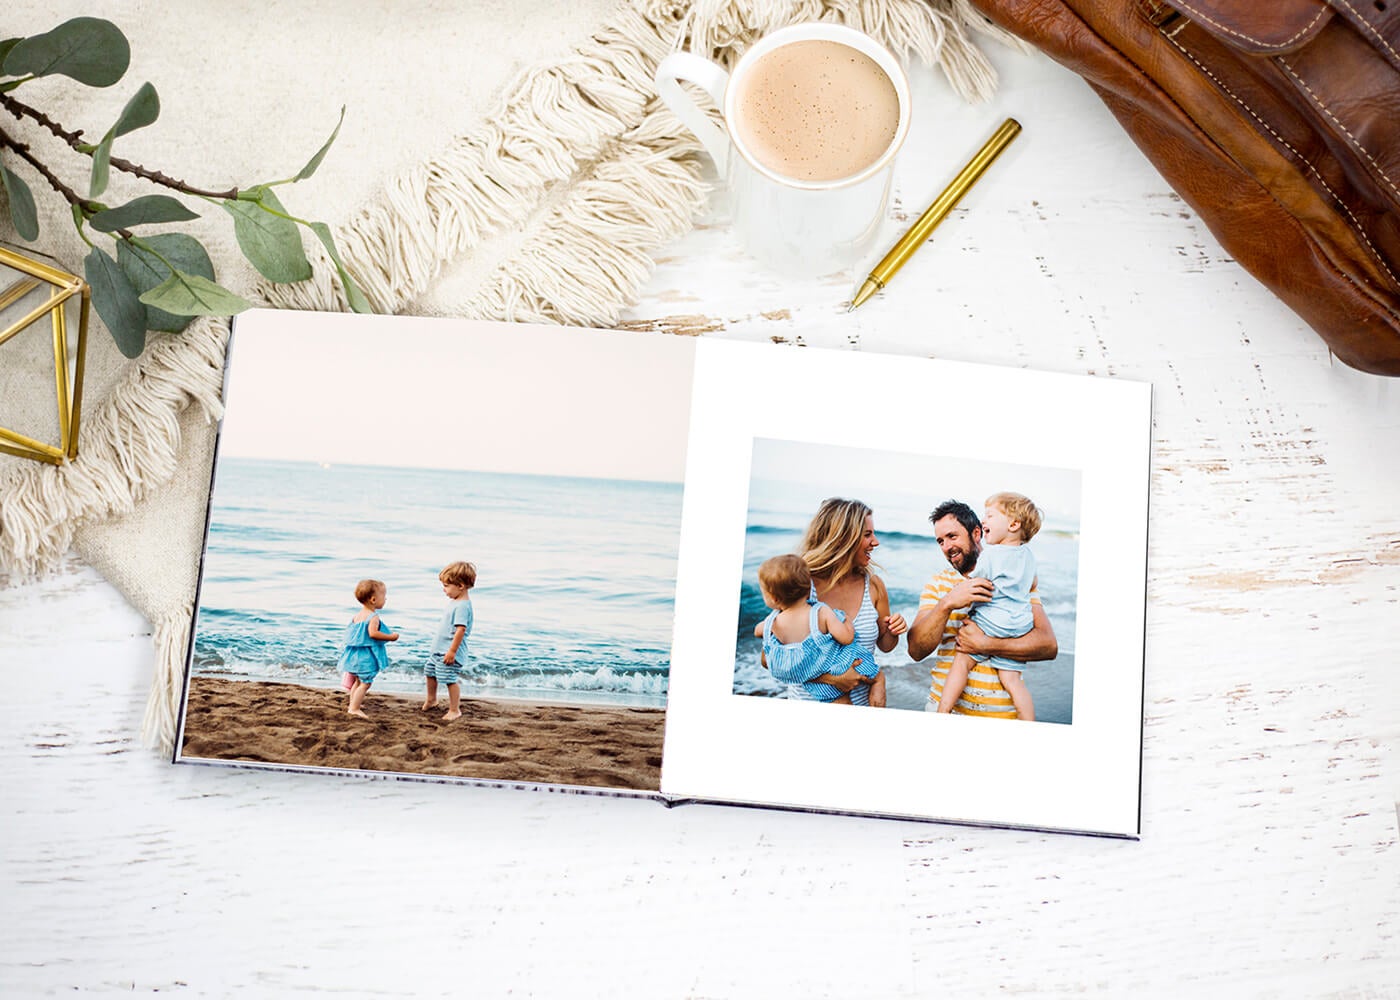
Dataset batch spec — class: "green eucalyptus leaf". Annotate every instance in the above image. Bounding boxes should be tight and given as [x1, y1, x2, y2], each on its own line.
[1, 162, 39, 240]
[6, 18, 129, 88]
[113, 81, 159, 136]
[85, 246, 147, 358]
[118, 234, 214, 332]
[0, 37, 21, 72]
[308, 221, 371, 313]
[90, 129, 114, 197]
[90, 194, 198, 232]
[139, 270, 252, 317]
[90, 84, 160, 198]
[221, 189, 311, 283]
[292, 105, 344, 182]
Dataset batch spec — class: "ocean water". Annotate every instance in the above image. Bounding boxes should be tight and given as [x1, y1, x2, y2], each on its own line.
[733, 478, 1080, 724]
[192, 458, 682, 708]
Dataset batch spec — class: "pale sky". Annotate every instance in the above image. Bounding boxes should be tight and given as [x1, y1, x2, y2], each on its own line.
[749, 436, 1083, 533]
[219, 310, 697, 483]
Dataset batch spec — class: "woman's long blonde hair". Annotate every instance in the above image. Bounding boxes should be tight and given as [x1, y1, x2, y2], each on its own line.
[799, 497, 874, 586]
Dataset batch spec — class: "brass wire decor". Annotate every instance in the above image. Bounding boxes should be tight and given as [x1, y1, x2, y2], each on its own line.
[0, 245, 90, 464]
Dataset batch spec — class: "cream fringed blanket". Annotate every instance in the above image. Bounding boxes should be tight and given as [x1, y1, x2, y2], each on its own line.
[0, 0, 1013, 748]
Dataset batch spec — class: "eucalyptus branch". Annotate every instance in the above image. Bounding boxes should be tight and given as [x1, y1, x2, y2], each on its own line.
[0, 92, 238, 200]
[0, 126, 101, 214]
[1, 16, 368, 360]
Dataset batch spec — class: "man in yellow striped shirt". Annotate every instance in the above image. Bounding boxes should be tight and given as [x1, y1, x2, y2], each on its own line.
[906, 500, 1058, 718]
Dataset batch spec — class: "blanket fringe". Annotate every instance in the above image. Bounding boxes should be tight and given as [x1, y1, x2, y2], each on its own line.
[467, 131, 707, 326]
[142, 607, 194, 753]
[260, 1, 680, 316]
[0, 317, 229, 578]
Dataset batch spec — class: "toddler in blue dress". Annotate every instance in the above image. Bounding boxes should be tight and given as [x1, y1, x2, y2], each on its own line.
[753, 554, 878, 703]
[339, 579, 400, 718]
[936, 492, 1042, 720]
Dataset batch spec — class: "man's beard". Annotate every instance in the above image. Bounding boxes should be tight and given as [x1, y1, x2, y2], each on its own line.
[952, 546, 978, 574]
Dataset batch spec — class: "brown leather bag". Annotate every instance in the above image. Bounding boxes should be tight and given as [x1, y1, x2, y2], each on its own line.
[968, 0, 1400, 375]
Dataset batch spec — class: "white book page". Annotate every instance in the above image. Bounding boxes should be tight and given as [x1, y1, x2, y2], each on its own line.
[661, 338, 1151, 836]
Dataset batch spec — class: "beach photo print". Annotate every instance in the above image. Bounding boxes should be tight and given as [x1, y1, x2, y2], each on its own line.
[177, 311, 698, 793]
[733, 439, 1082, 723]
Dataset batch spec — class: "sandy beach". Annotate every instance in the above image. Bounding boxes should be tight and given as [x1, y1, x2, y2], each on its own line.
[180, 677, 665, 790]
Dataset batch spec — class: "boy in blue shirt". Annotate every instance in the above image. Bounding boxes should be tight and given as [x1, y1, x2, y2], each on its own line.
[424, 560, 475, 720]
[936, 492, 1042, 720]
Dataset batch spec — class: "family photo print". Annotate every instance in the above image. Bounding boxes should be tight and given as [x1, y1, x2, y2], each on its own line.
[734, 438, 1082, 723]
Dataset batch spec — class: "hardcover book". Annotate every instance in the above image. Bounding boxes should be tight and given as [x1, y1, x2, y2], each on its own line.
[176, 309, 1152, 837]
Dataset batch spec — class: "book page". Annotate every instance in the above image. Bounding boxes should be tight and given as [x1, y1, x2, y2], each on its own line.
[661, 338, 1151, 836]
[177, 310, 697, 796]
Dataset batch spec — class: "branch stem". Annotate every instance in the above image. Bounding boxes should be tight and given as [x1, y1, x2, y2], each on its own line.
[0, 127, 101, 214]
[0, 92, 239, 199]
[0, 128, 135, 240]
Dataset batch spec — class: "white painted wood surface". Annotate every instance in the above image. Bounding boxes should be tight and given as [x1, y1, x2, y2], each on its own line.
[3, 42, 1399, 998]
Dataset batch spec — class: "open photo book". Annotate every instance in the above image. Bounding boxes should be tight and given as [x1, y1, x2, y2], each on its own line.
[176, 309, 1152, 838]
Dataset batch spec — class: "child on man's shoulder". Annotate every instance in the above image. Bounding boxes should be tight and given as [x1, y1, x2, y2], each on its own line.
[937, 492, 1042, 720]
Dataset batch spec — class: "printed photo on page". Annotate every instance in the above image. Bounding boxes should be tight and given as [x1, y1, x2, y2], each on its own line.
[734, 439, 1081, 724]
[176, 311, 698, 793]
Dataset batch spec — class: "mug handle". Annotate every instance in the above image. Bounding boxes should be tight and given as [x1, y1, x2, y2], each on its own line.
[654, 52, 731, 176]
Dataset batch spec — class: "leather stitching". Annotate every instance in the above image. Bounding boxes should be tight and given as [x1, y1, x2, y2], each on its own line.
[1167, 34, 1400, 289]
[1278, 55, 1400, 203]
[1170, 1, 1329, 50]
[1331, 0, 1400, 64]
[1143, 0, 1167, 18]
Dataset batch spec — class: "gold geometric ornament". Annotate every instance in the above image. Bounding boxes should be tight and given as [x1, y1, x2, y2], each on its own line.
[0, 245, 89, 465]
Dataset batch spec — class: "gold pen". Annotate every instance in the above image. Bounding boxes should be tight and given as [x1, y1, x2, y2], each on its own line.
[848, 117, 1022, 312]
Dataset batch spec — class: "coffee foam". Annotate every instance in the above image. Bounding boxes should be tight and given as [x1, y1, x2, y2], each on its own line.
[732, 39, 900, 183]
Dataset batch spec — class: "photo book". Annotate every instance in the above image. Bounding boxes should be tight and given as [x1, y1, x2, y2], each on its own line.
[176, 308, 1152, 838]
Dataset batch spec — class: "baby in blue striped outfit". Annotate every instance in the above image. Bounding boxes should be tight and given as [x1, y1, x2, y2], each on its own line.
[753, 554, 880, 703]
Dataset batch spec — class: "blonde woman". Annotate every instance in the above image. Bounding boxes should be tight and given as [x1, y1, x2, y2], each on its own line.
[799, 498, 909, 707]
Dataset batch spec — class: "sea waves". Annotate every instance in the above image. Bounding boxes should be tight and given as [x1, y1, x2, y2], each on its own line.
[194, 459, 681, 709]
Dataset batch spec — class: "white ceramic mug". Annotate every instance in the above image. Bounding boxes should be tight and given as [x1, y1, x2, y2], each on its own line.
[655, 23, 911, 276]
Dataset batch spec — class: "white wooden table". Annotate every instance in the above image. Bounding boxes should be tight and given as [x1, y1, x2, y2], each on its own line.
[3, 40, 1398, 999]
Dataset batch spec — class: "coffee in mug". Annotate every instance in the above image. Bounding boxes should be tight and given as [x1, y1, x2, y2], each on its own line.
[654, 23, 912, 274]
[731, 40, 901, 184]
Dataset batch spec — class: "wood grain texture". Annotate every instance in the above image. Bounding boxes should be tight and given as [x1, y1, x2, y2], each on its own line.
[2, 43, 1397, 999]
